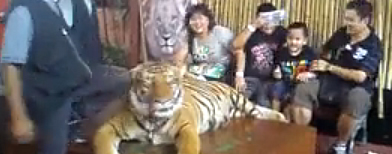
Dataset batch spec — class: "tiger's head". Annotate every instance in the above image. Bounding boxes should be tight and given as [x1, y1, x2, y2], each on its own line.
[128, 62, 187, 118]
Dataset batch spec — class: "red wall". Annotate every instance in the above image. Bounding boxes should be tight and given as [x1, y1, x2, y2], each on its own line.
[0, 0, 8, 54]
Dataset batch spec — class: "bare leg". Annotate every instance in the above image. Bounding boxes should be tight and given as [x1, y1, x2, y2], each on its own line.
[271, 99, 281, 111]
[291, 105, 312, 125]
[282, 104, 292, 122]
[336, 113, 356, 143]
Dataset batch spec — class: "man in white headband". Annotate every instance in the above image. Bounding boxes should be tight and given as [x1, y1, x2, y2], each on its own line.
[232, 3, 287, 108]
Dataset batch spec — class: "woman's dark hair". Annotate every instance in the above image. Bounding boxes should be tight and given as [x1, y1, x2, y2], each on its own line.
[288, 22, 309, 37]
[346, 0, 373, 20]
[256, 3, 277, 15]
[184, 3, 216, 56]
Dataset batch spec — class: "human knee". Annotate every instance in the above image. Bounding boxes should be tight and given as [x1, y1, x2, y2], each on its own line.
[345, 87, 371, 118]
[291, 105, 312, 124]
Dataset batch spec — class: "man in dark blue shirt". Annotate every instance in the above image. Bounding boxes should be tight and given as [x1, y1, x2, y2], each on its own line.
[1, 0, 129, 154]
[289, 1, 383, 154]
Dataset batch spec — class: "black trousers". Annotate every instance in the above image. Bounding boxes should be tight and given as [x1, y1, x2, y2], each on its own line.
[0, 95, 72, 154]
[0, 96, 10, 153]
[0, 64, 129, 154]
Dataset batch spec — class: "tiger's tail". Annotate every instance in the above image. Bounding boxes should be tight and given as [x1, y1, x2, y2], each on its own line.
[229, 89, 287, 122]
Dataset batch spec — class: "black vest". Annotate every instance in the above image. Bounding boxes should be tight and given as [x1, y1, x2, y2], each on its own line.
[9, 0, 92, 121]
[72, 0, 103, 66]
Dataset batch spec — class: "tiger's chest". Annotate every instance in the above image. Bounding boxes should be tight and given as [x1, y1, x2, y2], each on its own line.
[130, 130, 174, 145]
[122, 119, 176, 145]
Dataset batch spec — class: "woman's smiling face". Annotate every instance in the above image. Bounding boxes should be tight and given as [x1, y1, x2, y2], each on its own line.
[189, 12, 210, 34]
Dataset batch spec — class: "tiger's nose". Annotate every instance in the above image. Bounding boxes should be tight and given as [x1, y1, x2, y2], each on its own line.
[153, 78, 173, 103]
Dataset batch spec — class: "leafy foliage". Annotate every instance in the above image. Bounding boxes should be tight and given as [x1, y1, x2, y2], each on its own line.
[103, 44, 127, 67]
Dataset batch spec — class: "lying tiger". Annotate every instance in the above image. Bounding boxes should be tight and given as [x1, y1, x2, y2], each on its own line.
[93, 62, 287, 154]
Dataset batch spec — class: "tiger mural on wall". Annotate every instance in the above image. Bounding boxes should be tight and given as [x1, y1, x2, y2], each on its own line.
[142, 0, 199, 60]
[93, 62, 287, 154]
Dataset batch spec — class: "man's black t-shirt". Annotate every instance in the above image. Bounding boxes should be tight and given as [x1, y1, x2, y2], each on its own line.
[244, 26, 287, 79]
[323, 27, 383, 93]
[275, 45, 316, 82]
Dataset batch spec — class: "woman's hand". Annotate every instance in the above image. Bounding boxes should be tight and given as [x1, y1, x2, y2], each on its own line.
[296, 72, 316, 82]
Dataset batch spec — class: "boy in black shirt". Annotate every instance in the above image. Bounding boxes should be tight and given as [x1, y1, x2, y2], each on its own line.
[271, 22, 316, 111]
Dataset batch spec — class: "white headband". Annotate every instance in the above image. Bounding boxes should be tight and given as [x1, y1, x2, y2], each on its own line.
[258, 10, 287, 24]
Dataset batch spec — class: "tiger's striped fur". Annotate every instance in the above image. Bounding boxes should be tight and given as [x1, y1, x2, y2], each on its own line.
[93, 62, 286, 154]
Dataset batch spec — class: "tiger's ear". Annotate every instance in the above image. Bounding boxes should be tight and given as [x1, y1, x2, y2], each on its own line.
[129, 64, 143, 83]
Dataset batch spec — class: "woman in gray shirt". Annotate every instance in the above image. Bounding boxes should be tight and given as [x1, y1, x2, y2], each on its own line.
[181, 3, 234, 82]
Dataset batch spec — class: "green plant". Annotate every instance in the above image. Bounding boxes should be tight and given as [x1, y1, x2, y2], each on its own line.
[102, 44, 127, 67]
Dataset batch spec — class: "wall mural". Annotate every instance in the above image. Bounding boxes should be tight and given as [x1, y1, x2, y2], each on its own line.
[140, 0, 199, 61]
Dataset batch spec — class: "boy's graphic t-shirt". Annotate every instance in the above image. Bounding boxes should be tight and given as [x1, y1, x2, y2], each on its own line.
[244, 26, 287, 79]
[250, 42, 277, 71]
[275, 46, 316, 81]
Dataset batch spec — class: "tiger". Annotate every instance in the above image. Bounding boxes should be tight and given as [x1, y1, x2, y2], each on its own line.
[93, 62, 287, 154]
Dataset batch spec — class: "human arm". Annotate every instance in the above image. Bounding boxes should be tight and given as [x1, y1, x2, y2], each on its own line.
[311, 54, 379, 83]
[1, 7, 35, 143]
[327, 64, 367, 83]
[173, 44, 189, 67]
[232, 19, 265, 90]
[233, 49, 246, 91]
[231, 24, 256, 90]
[232, 18, 265, 50]
[1, 64, 35, 143]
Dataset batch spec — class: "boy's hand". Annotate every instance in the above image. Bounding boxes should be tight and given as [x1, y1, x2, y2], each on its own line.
[311, 60, 330, 72]
[273, 66, 282, 79]
[296, 72, 316, 82]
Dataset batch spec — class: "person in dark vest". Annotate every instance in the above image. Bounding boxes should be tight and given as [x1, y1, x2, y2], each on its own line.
[0, 0, 129, 153]
[68, 0, 130, 142]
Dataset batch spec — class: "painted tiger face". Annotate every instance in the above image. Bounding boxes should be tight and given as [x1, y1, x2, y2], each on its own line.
[129, 62, 185, 118]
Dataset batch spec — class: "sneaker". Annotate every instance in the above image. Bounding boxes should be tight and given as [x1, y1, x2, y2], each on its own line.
[68, 119, 87, 144]
[328, 143, 347, 154]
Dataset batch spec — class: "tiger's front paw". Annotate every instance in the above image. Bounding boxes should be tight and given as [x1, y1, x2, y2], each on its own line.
[271, 112, 288, 123]
[254, 106, 288, 123]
